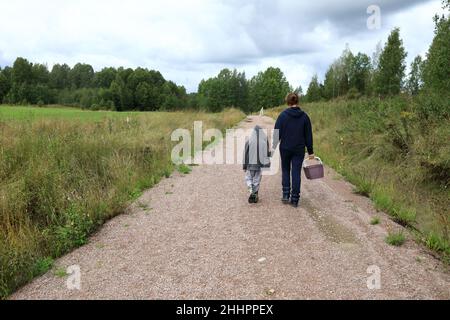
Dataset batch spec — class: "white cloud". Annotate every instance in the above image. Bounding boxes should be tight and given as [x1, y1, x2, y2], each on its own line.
[0, 0, 443, 92]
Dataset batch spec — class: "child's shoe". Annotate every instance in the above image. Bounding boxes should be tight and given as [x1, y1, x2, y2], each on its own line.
[282, 194, 290, 204]
[248, 192, 259, 204]
[253, 192, 259, 203]
[290, 200, 299, 208]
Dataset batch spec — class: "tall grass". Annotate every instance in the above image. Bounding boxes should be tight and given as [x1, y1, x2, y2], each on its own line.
[0, 106, 244, 298]
[267, 95, 449, 260]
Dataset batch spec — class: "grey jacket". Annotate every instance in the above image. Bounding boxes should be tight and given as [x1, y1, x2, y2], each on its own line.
[243, 125, 271, 171]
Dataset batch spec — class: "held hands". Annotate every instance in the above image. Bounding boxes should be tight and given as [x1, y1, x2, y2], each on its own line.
[269, 148, 276, 158]
[308, 154, 315, 160]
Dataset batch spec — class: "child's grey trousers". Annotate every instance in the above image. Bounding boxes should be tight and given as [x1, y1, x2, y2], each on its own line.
[245, 170, 262, 194]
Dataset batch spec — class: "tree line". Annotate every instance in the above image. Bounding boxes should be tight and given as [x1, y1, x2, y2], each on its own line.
[194, 67, 292, 113]
[0, 60, 188, 111]
[303, 2, 449, 104]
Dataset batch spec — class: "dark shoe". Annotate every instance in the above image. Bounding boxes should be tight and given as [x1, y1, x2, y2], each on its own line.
[254, 192, 259, 203]
[290, 200, 299, 208]
[248, 193, 257, 204]
[282, 194, 290, 204]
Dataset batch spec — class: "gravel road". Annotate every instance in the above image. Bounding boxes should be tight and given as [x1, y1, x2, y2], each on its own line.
[11, 116, 450, 300]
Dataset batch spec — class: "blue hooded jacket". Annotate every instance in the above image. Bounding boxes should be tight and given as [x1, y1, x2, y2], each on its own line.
[273, 107, 314, 155]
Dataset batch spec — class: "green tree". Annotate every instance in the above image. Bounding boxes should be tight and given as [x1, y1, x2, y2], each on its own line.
[135, 82, 160, 111]
[0, 71, 10, 103]
[198, 68, 249, 112]
[127, 68, 167, 109]
[305, 74, 322, 102]
[374, 28, 408, 96]
[32, 63, 50, 84]
[422, 7, 450, 93]
[8, 58, 35, 103]
[294, 85, 303, 96]
[50, 64, 71, 89]
[69, 63, 94, 89]
[93, 67, 117, 88]
[248, 67, 291, 111]
[127, 68, 164, 92]
[368, 41, 383, 95]
[161, 81, 187, 110]
[116, 67, 134, 84]
[323, 66, 337, 100]
[198, 77, 223, 112]
[322, 47, 355, 100]
[110, 75, 133, 111]
[0, 57, 189, 109]
[229, 70, 249, 111]
[338, 46, 353, 96]
[12, 57, 33, 85]
[407, 55, 424, 95]
[349, 53, 372, 94]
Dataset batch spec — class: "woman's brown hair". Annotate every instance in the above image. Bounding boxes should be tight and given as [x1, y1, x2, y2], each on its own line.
[286, 93, 299, 106]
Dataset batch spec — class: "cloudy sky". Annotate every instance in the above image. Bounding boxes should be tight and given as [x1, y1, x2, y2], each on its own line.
[0, 0, 445, 92]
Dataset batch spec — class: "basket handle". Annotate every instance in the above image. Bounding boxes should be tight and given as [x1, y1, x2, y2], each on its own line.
[304, 156, 323, 167]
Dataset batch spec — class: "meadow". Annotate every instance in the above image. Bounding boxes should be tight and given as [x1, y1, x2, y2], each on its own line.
[0, 105, 245, 298]
[267, 96, 450, 261]
[0, 105, 138, 121]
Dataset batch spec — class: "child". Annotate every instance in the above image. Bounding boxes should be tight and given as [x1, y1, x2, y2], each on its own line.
[243, 125, 271, 204]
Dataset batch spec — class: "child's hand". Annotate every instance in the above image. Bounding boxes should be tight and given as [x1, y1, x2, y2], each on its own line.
[270, 148, 276, 157]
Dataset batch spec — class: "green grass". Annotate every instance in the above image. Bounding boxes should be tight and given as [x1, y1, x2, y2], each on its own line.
[351, 174, 374, 197]
[0, 105, 245, 299]
[54, 267, 68, 278]
[386, 232, 406, 246]
[32, 257, 54, 277]
[372, 190, 395, 212]
[0, 105, 137, 122]
[370, 217, 381, 225]
[391, 207, 417, 226]
[425, 232, 450, 256]
[177, 164, 192, 175]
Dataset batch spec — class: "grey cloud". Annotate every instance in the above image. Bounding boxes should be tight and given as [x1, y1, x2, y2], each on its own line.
[193, 0, 434, 64]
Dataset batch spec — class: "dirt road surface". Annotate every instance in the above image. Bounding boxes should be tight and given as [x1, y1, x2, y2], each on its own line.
[11, 116, 450, 300]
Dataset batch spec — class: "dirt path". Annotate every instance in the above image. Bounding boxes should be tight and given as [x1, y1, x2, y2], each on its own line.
[11, 116, 449, 300]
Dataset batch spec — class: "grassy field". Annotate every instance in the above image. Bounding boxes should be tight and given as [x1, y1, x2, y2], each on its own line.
[0, 105, 245, 299]
[0, 105, 155, 121]
[267, 97, 450, 261]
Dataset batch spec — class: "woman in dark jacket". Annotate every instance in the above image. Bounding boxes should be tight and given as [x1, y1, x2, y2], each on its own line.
[273, 93, 315, 207]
